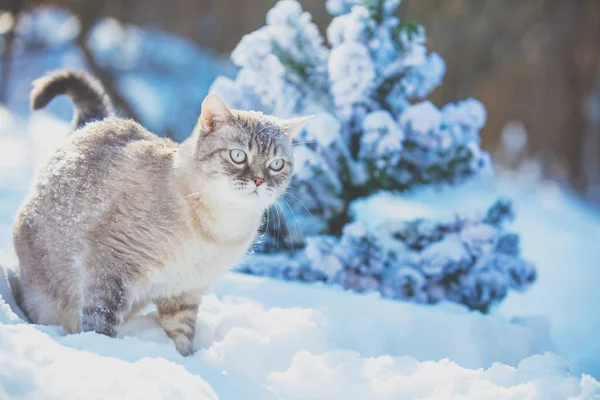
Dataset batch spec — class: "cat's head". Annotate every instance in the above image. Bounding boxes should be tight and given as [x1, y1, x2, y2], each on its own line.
[189, 93, 311, 210]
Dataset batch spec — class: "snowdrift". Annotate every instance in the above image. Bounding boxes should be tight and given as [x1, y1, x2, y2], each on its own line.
[1, 266, 598, 399]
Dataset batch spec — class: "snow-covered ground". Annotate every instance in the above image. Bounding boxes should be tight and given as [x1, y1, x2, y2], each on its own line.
[1, 266, 598, 400]
[350, 176, 600, 381]
[1, 112, 600, 398]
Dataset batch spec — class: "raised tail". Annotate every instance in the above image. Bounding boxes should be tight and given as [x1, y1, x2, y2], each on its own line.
[30, 69, 115, 129]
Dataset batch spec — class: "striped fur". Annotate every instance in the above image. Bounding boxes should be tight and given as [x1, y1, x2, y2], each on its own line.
[156, 293, 201, 356]
[30, 69, 114, 129]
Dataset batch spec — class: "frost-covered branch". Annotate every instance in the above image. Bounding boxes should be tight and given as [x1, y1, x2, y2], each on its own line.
[216, 0, 536, 311]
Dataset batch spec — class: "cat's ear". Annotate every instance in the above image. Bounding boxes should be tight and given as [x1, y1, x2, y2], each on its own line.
[200, 93, 232, 133]
[280, 115, 314, 141]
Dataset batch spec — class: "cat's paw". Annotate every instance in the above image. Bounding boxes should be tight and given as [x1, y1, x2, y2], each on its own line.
[175, 339, 195, 357]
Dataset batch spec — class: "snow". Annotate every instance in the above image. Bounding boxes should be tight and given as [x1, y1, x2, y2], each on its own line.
[326, 5, 372, 47]
[215, 0, 330, 117]
[360, 110, 404, 166]
[0, 266, 597, 399]
[328, 41, 376, 118]
[442, 99, 488, 131]
[326, 0, 363, 16]
[420, 234, 471, 276]
[0, 324, 219, 400]
[352, 178, 600, 381]
[399, 101, 442, 135]
[1, 2, 600, 397]
[269, 352, 595, 400]
[0, 107, 599, 398]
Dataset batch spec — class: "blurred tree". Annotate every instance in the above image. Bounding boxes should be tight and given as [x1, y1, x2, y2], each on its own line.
[400, 0, 600, 196]
[211, 0, 536, 312]
[1, 0, 142, 123]
[2, 0, 600, 201]
[583, 49, 600, 202]
[0, 0, 22, 102]
[74, 0, 142, 123]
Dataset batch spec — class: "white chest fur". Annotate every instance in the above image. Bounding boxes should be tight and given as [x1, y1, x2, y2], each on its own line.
[147, 237, 250, 299]
[145, 207, 260, 300]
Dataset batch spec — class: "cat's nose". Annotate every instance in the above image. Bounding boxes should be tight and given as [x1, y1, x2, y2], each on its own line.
[253, 177, 265, 187]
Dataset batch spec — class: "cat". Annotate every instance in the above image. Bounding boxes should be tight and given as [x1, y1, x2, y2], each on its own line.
[13, 69, 311, 356]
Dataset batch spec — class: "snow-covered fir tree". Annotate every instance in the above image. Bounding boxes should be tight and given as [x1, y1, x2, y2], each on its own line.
[214, 0, 536, 312]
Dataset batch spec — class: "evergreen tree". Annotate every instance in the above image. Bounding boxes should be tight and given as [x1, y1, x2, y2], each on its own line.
[214, 0, 536, 311]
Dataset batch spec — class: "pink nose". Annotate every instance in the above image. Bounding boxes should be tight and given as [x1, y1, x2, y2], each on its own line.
[253, 177, 265, 187]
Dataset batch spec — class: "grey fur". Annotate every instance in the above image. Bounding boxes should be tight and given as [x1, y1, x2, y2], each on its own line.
[30, 69, 115, 129]
[13, 71, 310, 355]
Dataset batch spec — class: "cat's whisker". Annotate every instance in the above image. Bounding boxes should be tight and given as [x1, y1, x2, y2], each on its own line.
[280, 203, 295, 253]
[263, 206, 271, 252]
[273, 203, 282, 253]
[283, 186, 303, 194]
[283, 191, 314, 218]
[276, 202, 295, 254]
[270, 208, 275, 252]
[281, 198, 305, 248]
[291, 141, 317, 146]
[266, 207, 270, 226]
[186, 192, 201, 198]
[285, 182, 307, 192]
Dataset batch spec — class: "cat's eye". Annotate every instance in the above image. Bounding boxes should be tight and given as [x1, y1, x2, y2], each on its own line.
[269, 159, 285, 172]
[230, 149, 247, 164]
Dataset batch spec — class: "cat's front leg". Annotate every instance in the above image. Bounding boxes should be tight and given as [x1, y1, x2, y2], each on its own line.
[80, 272, 128, 337]
[155, 291, 201, 356]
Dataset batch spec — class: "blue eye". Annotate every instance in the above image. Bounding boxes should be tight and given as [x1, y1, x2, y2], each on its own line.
[230, 149, 247, 164]
[269, 159, 284, 172]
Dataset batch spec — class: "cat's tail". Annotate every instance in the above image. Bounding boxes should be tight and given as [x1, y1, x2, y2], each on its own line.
[30, 69, 115, 129]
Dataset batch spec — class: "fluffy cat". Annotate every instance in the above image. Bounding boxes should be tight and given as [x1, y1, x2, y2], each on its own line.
[13, 70, 310, 356]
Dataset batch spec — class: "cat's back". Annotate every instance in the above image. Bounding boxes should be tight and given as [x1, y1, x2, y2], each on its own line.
[70, 117, 172, 170]
[13, 117, 176, 258]
[23, 117, 171, 205]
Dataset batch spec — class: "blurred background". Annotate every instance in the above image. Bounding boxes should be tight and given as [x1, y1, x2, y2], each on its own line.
[1, 0, 600, 204]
